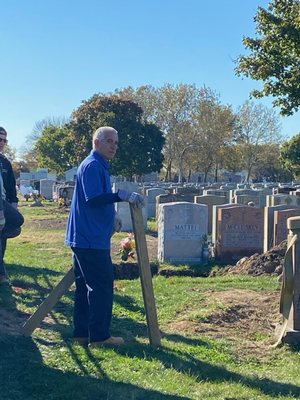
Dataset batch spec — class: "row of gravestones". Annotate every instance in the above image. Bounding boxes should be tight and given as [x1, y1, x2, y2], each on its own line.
[113, 182, 300, 265]
[158, 202, 300, 265]
[154, 191, 300, 235]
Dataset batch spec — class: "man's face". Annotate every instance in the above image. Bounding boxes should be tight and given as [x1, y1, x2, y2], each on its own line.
[0, 131, 7, 153]
[95, 131, 119, 160]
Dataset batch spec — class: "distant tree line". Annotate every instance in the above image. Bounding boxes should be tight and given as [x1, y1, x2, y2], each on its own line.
[11, 83, 296, 182]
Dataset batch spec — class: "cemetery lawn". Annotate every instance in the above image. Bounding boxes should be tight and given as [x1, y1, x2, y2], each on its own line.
[1, 202, 300, 400]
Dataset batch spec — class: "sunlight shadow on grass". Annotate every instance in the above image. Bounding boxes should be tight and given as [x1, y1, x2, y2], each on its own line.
[1, 334, 189, 400]
[112, 338, 300, 398]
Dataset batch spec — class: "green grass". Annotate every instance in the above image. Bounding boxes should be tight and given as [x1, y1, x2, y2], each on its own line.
[1, 202, 300, 399]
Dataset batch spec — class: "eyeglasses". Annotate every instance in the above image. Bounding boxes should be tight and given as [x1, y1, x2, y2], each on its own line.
[0, 138, 7, 143]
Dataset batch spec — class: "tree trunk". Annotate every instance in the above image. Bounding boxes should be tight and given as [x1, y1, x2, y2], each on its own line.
[164, 159, 172, 181]
[178, 162, 183, 183]
[246, 166, 252, 182]
[214, 164, 218, 182]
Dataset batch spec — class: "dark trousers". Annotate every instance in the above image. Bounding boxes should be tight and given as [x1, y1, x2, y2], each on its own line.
[71, 247, 114, 342]
[0, 201, 24, 276]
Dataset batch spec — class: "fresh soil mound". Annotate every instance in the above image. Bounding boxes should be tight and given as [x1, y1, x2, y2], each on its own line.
[212, 240, 287, 277]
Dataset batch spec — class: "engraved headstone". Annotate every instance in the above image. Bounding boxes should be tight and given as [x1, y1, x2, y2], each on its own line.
[158, 202, 208, 265]
[215, 205, 264, 262]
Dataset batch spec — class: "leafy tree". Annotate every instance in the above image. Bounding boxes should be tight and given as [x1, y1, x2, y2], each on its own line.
[69, 95, 165, 178]
[114, 84, 197, 181]
[217, 145, 244, 178]
[235, 101, 282, 181]
[236, 0, 300, 115]
[252, 143, 291, 181]
[30, 116, 69, 143]
[191, 89, 237, 182]
[113, 85, 160, 124]
[19, 116, 69, 175]
[34, 125, 74, 175]
[18, 148, 39, 172]
[280, 133, 300, 177]
[11, 160, 31, 179]
[114, 84, 236, 182]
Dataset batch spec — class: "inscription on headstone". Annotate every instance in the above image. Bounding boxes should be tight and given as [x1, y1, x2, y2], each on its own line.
[166, 223, 203, 240]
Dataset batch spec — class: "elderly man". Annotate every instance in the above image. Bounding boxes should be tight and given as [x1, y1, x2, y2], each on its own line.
[66, 126, 144, 347]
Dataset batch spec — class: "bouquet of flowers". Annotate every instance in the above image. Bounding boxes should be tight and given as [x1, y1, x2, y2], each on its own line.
[119, 233, 135, 261]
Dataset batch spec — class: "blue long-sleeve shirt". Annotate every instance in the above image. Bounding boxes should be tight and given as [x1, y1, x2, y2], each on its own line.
[65, 151, 120, 249]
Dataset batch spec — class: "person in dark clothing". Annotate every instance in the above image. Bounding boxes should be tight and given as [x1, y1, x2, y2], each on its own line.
[0, 127, 24, 284]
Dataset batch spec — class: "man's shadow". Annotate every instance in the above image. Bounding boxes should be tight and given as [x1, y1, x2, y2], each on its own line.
[0, 333, 189, 400]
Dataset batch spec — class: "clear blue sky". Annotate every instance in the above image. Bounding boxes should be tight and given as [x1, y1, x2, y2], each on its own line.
[1, 0, 299, 154]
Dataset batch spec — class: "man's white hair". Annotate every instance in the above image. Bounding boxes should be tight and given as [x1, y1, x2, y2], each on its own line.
[93, 126, 118, 142]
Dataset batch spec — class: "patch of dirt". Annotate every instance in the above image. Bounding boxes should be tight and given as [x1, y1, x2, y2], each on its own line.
[163, 289, 281, 358]
[211, 241, 287, 277]
[25, 218, 68, 230]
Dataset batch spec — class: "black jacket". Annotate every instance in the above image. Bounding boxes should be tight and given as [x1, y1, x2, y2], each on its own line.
[0, 154, 18, 203]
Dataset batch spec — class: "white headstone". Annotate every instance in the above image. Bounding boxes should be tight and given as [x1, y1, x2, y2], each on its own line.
[158, 202, 208, 265]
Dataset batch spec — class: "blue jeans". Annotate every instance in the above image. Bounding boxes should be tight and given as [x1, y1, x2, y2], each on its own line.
[0, 201, 24, 276]
[71, 247, 114, 342]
